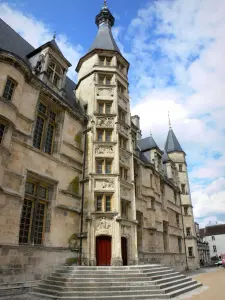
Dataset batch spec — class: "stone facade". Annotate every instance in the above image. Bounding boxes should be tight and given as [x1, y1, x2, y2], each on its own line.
[0, 3, 199, 283]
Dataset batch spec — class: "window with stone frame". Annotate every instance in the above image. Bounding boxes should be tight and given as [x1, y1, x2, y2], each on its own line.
[184, 206, 188, 215]
[99, 56, 112, 66]
[96, 159, 112, 174]
[95, 194, 112, 212]
[46, 60, 63, 88]
[98, 74, 113, 85]
[96, 129, 112, 142]
[0, 123, 6, 144]
[117, 82, 126, 95]
[186, 227, 191, 236]
[97, 101, 112, 114]
[178, 237, 182, 253]
[120, 167, 128, 181]
[119, 135, 127, 150]
[19, 179, 52, 245]
[188, 247, 193, 257]
[2, 77, 17, 101]
[117, 61, 125, 73]
[121, 200, 129, 219]
[181, 184, 186, 194]
[176, 213, 180, 227]
[33, 102, 57, 155]
[118, 108, 126, 122]
[179, 164, 183, 172]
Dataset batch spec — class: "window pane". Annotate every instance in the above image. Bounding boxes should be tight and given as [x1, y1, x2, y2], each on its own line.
[124, 169, 128, 180]
[45, 124, 54, 154]
[96, 195, 102, 211]
[25, 182, 35, 195]
[98, 103, 104, 114]
[49, 111, 56, 121]
[38, 103, 47, 115]
[105, 196, 111, 212]
[99, 76, 104, 84]
[19, 199, 33, 244]
[33, 116, 45, 149]
[105, 104, 111, 114]
[3, 78, 16, 101]
[96, 161, 103, 174]
[39, 186, 48, 199]
[105, 131, 111, 142]
[106, 76, 111, 85]
[33, 202, 46, 245]
[0, 123, 5, 144]
[106, 58, 112, 66]
[99, 57, 105, 65]
[97, 131, 103, 142]
[105, 161, 112, 174]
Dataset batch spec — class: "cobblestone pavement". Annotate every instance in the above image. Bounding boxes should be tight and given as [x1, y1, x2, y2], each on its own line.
[175, 266, 225, 299]
[1, 267, 224, 300]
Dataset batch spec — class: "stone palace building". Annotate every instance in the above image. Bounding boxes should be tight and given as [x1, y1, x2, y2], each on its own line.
[0, 1, 199, 282]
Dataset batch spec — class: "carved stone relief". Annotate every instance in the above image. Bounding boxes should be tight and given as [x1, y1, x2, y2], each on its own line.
[118, 97, 128, 111]
[121, 187, 131, 199]
[96, 117, 114, 128]
[120, 151, 130, 165]
[121, 225, 131, 237]
[95, 217, 112, 236]
[97, 88, 114, 97]
[95, 179, 115, 190]
[118, 124, 129, 136]
[95, 146, 114, 155]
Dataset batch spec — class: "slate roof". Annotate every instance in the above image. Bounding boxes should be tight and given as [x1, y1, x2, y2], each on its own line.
[162, 150, 170, 163]
[200, 224, 225, 237]
[137, 135, 158, 152]
[89, 24, 120, 53]
[0, 18, 82, 114]
[165, 129, 183, 153]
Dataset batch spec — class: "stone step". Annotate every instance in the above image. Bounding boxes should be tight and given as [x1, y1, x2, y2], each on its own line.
[51, 272, 153, 278]
[39, 283, 159, 291]
[42, 279, 155, 287]
[0, 281, 38, 298]
[153, 274, 186, 284]
[31, 291, 169, 299]
[150, 272, 180, 280]
[159, 277, 193, 289]
[58, 264, 161, 271]
[46, 275, 151, 282]
[164, 280, 198, 294]
[32, 287, 166, 297]
[167, 282, 203, 298]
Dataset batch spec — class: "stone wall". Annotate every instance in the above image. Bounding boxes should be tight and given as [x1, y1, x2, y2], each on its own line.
[139, 252, 187, 272]
[0, 245, 76, 283]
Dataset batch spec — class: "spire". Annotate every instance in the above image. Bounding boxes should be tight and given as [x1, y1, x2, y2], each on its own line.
[168, 111, 172, 129]
[165, 128, 183, 153]
[88, 1, 120, 53]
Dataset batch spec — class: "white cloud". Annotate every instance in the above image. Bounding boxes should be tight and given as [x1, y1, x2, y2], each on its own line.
[125, 0, 225, 223]
[0, 2, 83, 79]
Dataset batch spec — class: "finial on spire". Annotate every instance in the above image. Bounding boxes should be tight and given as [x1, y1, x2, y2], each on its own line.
[53, 31, 56, 40]
[103, 0, 107, 8]
[150, 127, 153, 137]
[168, 111, 172, 129]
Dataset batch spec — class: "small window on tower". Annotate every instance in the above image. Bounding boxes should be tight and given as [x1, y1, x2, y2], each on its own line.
[179, 164, 183, 172]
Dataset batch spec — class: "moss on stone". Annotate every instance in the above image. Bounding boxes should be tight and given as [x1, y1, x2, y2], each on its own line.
[65, 257, 78, 266]
[74, 132, 82, 148]
[68, 177, 79, 195]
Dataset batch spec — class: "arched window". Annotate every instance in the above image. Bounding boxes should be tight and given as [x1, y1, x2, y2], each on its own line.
[46, 61, 63, 87]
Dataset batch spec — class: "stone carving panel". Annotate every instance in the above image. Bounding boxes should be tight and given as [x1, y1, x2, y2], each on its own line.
[121, 186, 131, 200]
[95, 146, 114, 155]
[95, 179, 115, 190]
[121, 225, 131, 237]
[96, 117, 114, 128]
[118, 123, 129, 137]
[95, 217, 112, 236]
[120, 151, 130, 165]
[97, 88, 114, 97]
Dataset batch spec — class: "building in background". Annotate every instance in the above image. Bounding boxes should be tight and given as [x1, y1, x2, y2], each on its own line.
[200, 224, 225, 259]
[195, 222, 210, 265]
[0, 1, 199, 283]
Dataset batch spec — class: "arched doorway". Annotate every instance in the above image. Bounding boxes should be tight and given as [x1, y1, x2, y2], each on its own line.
[96, 236, 112, 266]
[121, 237, 128, 266]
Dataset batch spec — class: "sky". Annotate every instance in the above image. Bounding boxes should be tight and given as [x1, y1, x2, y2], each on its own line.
[0, 0, 225, 228]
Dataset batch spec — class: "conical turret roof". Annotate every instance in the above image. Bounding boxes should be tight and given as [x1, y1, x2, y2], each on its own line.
[162, 150, 171, 163]
[137, 135, 158, 152]
[89, 1, 120, 53]
[165, 128, 183, 153]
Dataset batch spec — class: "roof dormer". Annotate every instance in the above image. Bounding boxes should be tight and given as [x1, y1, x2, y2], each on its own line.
[27, 38, 71, 96]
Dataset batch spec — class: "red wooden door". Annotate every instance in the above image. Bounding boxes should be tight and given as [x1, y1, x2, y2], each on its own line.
[121, 237, 128, 266]
[96, 236, 112, 266]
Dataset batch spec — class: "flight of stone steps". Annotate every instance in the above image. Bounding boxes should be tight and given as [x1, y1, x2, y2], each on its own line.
[30, 264, 202, 299]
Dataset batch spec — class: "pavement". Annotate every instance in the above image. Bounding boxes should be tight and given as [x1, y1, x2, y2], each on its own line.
[0, 267, 224, 299]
